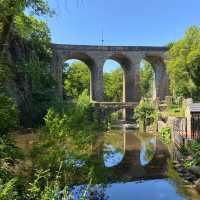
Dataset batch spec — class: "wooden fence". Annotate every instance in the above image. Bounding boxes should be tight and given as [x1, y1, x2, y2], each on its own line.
[191, 113, 200, 140]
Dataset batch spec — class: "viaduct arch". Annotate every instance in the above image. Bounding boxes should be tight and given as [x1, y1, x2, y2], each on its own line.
[51, 44, 169, 102]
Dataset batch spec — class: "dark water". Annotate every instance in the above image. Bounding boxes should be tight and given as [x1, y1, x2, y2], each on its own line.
[71, 130, 200, 200]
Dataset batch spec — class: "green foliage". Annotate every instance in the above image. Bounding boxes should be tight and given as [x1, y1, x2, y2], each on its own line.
[77, 89, 91, 110]
[0, 96, 18, 135]
[110, 112, 119, 123]
[44, 108, 67, 138]
[63, 61, 90, 101]
[0, 137, 24, 159]
[0, 0, 51, 18]
[0, 0, 55, 128]
[166, 42, 175, 48]
[167, 26, 200, 100]
[161, 102, 185, 118]
[184, 141, 200, 167]
[14, 13, 51, 43]
[0, 137, 25, 199]
[134, 100, 155, 131]
[103, 68, 123, 102]
[44, 90, 105, 146]
[0, 0, 52, 60]
[27, 167, 75, 200]
[158, 127, 171, 144]
[140, 61, 154, 97]
[11, 13, 56, 127]
[0, 178, 18, 200]
[27, 169, 52, 200]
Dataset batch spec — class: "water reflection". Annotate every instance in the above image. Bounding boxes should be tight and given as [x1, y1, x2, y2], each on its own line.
[103, 144, 124, 167]
[71, 130, 200, 200]
[13, 130, 200, 199]
[102, 131, 170, 183]
[140, 137, 156, 166]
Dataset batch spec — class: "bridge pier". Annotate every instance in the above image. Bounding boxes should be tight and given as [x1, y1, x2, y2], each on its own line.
[51, 51, 64, 99]
[146, 56, 169, 100]
[90, 61, 104, 101]
[154, 62, 169, 100]
[123, 58, 141, 121]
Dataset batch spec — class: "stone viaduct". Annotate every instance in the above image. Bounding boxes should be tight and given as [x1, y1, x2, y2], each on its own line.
[51, 44, 169, 103]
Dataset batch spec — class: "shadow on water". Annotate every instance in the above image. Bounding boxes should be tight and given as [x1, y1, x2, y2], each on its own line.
[71, 130, 200, 200]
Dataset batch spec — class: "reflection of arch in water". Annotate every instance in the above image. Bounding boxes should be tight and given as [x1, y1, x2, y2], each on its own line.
[105, 132, 170, 183]
[103, 131, 125, 168]
[103, 144, 124, 168]
[140, 137, 157, 166]
[103, 132, 158, 168]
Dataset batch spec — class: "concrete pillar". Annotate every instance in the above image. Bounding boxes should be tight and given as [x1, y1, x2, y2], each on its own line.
[123, 64, 140, 102]
[90, 60, 103, 102]
[51, 51, 63, 100]
[123, 57, 141, 121]
[153, 60, 169, 100]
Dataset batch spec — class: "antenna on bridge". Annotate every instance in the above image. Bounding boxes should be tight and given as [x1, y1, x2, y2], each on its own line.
[101, 27, 104, 46]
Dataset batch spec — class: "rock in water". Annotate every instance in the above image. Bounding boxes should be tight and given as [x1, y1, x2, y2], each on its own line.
[195, 179, 200, 193]
[189, 166, 200, 177]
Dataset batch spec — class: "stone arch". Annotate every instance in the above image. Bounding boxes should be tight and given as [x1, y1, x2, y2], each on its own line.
[63, 58, 90, 100]
[62, 51, 96, 71]
[103, 53, 140, 121]
[144, 55, 169, 100]
[62, 52, 103, 101]
[102, 58, 123, 102]
[51, 49, 104, 101]
[109, 52, 132, 71]
[51, 44, 169, 105]
[107, 53, 133, 103]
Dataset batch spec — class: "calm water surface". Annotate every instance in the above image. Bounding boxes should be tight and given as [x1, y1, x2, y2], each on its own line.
[71, 130, 200, 200]
[13, 130, 200, 200]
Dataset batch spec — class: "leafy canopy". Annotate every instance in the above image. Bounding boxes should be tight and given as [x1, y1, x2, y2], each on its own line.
[103, 68, 123, 102]
[63, 61, 90, 100]
[166, 26, 200, 99]
[140, 60, 153, 97]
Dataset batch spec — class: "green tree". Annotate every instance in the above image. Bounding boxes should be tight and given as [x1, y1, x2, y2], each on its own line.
[0, 1, 55, 127]
[134, 100, 155, 132]
[167, 26, 200, 100]
[0, 0, 51, 54]
[63, 61, 90, 100]
[140, 61, 153, 97]
[12, 14, 56, 127]
[103, 68, 123, 102]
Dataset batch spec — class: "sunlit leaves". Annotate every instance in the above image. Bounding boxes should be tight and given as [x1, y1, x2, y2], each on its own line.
[63, 61, 90, 100]
[103, 68, 123, 102]
[140, 61, 153, 97]
[166, 26, 200, 99]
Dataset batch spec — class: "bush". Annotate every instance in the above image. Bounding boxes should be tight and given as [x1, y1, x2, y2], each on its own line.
[44, 90, 106, 147]
[159, 127, 171, 144]
[134, 100, 155, 132]
[186, 141, 200, 166]
[0, 178, 18, 200]
[0, 96, 18, 135]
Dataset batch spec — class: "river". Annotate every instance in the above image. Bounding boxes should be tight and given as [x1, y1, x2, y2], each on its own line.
[13, 129, 200, 200]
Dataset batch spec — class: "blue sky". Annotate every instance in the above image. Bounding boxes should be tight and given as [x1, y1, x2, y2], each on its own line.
[45, 0, 200, 71]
